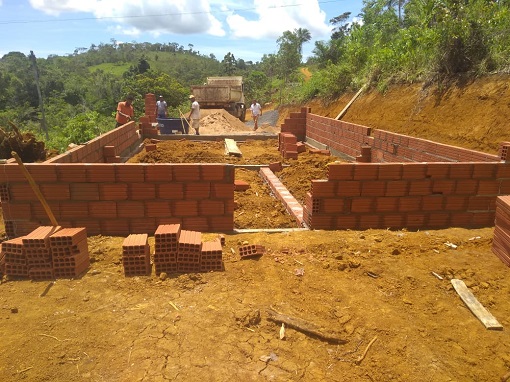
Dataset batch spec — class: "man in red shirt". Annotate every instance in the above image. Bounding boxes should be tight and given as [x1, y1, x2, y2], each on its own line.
[115, 94, 134, 127]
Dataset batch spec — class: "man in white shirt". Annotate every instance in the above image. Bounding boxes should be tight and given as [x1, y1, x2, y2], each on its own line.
[187, 95, 200, 135]
[156, 95, 167, 119]
[249, 100, 262, 131]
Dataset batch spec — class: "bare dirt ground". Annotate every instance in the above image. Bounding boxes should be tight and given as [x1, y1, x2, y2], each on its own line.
[2, 76, 510, 382]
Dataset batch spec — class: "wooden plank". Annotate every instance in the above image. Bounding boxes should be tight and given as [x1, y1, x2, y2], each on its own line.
[335, 85, 366, 120]
[224, 138, 242, 157]
[451, 279, 503, 330]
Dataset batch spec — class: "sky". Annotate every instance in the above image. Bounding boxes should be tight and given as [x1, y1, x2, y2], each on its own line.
[0, 0, 364, 63]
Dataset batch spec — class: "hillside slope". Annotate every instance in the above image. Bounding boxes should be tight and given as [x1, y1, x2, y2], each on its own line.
[284, 74, 510, 155]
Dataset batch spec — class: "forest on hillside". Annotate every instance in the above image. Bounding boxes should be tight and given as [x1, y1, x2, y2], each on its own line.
[0, 0, 509, 154]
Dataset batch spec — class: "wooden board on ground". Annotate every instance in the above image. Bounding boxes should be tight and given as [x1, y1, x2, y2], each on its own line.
[451, 278, 503, 330]
[225, 138, 242, 157]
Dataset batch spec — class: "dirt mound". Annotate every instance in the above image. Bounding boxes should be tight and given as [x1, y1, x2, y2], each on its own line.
[198, 109, 252, 135]
[0, 123, 47, 162]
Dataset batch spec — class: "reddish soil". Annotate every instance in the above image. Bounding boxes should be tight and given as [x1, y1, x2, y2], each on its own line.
[2, 76, 510, 382]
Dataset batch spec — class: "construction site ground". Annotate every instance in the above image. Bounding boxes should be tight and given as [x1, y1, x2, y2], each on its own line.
[2, 75, 510, 381]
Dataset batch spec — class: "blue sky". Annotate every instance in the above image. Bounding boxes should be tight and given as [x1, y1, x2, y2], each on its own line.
[0, 0, 364, 62]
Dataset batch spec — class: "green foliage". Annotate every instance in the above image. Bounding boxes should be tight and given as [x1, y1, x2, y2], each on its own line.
[35, 111, 112, 153]
[297, 63, 354, 102]
[244, 71, 271, 104]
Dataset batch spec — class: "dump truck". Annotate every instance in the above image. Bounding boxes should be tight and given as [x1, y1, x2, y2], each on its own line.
[191, 76, 246, 121]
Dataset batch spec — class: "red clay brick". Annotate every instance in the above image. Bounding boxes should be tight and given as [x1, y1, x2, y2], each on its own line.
[328, 163, 355, 180]
[425, 163, 450, 179]
[116, 164, 145, 182]
[321, 198, 346, 214]
[375, 197, 399, 212]
[311, 180, 336, 197]
[408, 180, 433, 196]
[70, 183, 100, 200]
[399, 197, 422, 212]
[201, 164, 228, 181]
[173, 200, 198, 216]
[385, 180, 409, 197]
[351, 198, 375, 213]
[432, 179, 455, 195]
[145, 201, 172, 217]
[211, 184, 234, 199]
[99, 184, 128, 200]
[335, 181, 361, 197]
[173, 165, 200, 181]
[234, 180, 250, 191]
[89, 201, 117, 218]
[199, 200, 225, 216]
[86, 164, 116, 182]
[472, 162, 497, 179]
[130, 183, 156, 200]
[378, 163, 403, 180]
[477, 180, 499, 195]
[454, 179, 479, 195]
[361, 180, 386, 196]
[353, 164, 378, 180]
[449, 163, 473, 179]
[402, 163, 427, 179]
[145, 164, 173, 182]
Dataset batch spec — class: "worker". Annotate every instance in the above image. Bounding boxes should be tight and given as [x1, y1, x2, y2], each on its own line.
[115, 94, 134, 127]
[187, 95, 200, 135]
[249, 99, 262, 131]
[156, 95, 168, 119]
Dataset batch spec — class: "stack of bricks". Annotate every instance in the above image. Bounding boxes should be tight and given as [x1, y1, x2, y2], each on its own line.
[50, 227, 90, 278]
[122, 233, 151, 276]
[154, 224, 180, 274]
[24, 226, 61, 281]
[2, 237, 27, 278]
[200, 239, 224, 271]
[239, 244, 266, 259]
[279, 108, 308, 142]
[356, 145, 372, 163]
[278, 133, 299, 159]
[103, 145, 121, 163]
[177, 229, 202, 273]
[144, 93, 157, 123]
[492, 195, 510, 266]
[139, 116, 157, 137]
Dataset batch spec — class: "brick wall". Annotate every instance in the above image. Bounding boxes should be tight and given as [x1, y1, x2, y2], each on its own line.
[303, 112, 500, 163]
[303, 162, 508, 230]
[46, 121, 142, 163]
[0, 163, 235, 238]
[274, 108, 506, 230]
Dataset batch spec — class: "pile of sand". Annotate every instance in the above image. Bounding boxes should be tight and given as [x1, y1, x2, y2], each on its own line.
[199, 109, 252, 135]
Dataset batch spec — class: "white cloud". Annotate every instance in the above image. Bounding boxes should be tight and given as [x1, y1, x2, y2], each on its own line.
[226, 0, 332, 40]
[29, 0, 226, 36]
[28, 0, 331, 42]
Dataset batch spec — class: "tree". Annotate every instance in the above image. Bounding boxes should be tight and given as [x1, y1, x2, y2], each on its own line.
[222, 52, 237, 75]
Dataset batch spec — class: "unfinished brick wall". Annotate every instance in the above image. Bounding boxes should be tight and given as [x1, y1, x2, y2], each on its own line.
[0, 163, 235, 238]
[302, 112, 500, 163]
[280, 108, 308, 142]
[46, 121, 142, 163]
[274, 108, 507, 230]
[303, 162, 509, 230]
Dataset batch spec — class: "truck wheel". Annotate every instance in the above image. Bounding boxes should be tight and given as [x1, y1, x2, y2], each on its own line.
[239, 108, 246, 122]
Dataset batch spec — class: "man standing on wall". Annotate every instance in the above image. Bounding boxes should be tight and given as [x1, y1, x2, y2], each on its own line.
[187, 95, 200, 135]
[249, 99, 262, 131]
[116, 94, 134, 127]
[156, 95, 168, 119]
